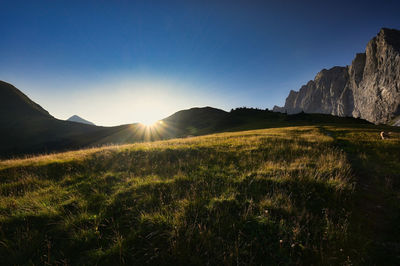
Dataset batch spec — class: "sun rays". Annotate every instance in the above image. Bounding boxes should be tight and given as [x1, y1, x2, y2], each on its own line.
[140, 120, 164, 127]
[120, 120, 179, 143]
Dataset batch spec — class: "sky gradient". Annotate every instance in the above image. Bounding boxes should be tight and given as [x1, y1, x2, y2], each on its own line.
[1, 0, 400, 126]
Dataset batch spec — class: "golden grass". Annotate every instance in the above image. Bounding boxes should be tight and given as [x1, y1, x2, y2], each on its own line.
[0, 125, 399, 264]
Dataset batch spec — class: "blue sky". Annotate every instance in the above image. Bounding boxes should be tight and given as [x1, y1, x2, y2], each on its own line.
[1, 0, 399, 125]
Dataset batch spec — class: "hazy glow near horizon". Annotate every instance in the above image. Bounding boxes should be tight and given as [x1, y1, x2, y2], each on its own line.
[25, 74, 230, 126]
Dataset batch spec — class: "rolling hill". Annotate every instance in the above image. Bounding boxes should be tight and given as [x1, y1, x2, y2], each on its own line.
[0, 80, 52, 121]
[1, 80, 399, 264]
[0, 80, 375, 158]
[0, 81, 165, 158]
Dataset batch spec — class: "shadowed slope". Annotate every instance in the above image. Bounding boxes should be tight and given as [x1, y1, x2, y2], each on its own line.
[0, 81, 142, 157]
[162, 106, 228, 136]
[0, 80, 52, 122]
[0, 81, 373, 158]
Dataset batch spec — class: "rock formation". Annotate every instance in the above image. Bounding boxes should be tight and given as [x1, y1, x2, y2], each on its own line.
[274, 28, 400, 124]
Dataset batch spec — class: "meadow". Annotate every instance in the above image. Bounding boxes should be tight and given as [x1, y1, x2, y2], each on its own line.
[0, 125, 399, 265]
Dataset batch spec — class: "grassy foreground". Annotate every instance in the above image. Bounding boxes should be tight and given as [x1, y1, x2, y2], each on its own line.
[0, 125, 399, 265]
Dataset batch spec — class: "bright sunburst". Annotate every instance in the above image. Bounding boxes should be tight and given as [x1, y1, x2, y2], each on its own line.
[140, 120, 164, 127]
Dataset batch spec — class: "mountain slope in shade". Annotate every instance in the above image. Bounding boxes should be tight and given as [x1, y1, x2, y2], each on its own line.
[0, 80, 151, 158]
[0, 81, 230, 157]
[0, 80, 373, 158]
[274, 28, 400, 125]
[162, 106, 228, 136]
[0, 80, 52, 124]
[67, 115, 95, 125]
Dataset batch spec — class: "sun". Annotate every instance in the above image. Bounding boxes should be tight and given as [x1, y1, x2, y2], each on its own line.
[140, 120, 164, 127]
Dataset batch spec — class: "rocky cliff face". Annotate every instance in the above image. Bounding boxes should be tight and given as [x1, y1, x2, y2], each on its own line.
[274, 28, 400, 124]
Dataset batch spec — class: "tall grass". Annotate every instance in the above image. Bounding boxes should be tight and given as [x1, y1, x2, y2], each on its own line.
[0, 126, 397, 265]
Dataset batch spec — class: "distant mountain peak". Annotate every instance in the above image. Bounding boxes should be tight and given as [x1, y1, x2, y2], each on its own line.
[67, 115, 95, 125]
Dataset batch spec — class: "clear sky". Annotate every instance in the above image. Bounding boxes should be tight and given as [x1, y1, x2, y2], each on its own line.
[1, 0, 400, 126]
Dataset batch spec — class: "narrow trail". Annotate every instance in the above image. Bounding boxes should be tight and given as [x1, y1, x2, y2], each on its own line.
[318, 126, 400, 264]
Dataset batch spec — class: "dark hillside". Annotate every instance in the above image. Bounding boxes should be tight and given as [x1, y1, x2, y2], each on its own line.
[0, 81, 374, 158]
[162, 106, 228, 136]
[0, 80, 52, 123]
[0, 81, 140, 157]
[215, 108, 371, 132]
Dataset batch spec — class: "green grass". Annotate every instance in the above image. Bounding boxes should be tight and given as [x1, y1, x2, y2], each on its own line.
[0, 125, 399, 265]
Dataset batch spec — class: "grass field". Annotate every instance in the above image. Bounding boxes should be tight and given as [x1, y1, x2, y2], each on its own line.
[0, 125, 399, 265]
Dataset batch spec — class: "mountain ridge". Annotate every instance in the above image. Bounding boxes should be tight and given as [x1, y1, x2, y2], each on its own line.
[274, 28, 400, 125]
[0, 80, 53, 122]
[0, 80, 372, 158]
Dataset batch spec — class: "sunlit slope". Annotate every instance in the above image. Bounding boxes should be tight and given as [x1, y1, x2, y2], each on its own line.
[0, 126, 399, 265]
[0, 78, 373, 158]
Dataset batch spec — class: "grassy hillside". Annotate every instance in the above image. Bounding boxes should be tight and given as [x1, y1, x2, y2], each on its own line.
[1, 78, 374, 159]
[1, 124, 399, 265]
[0, 105, 371, 159]
[0, 88, 374, 162]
